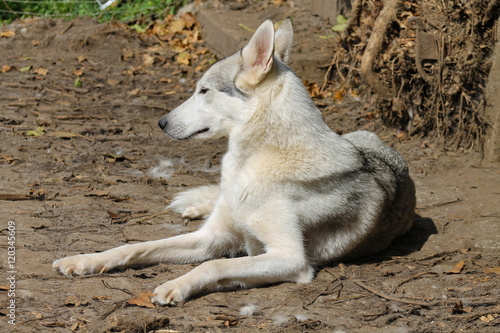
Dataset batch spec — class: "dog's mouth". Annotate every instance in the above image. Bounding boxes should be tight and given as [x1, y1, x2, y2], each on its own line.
[178, 127, 210, 140]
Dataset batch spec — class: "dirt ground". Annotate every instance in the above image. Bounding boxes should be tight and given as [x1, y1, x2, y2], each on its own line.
[1, 10, 499, 333]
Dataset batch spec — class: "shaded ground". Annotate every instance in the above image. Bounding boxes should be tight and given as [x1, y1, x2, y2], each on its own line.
[0, 11, 499, 333]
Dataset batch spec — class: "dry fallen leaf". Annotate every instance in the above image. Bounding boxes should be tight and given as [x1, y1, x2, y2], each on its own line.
[334, 90, 344, 101]
[1, 30, 15, 38]
[395, 128, 406, 139]
[143, 54, 155, 66]
[84, 189, 110, 197]
[1, 154, 21, 164]
[0, 284, 10, 290]
[32, 311, 43, 319]
[104, 152, 133, 163]
[73, 68, 84, 76]
[20, 65, 32, 72]
[121, 48, 134, 61]
[480, 314, 496, 323]
[181, 12, 196, 29]
[69, 320, 87, 332]
[25, 126, 45, 137]
[451, 300, 464, 314]
[68, 322, 79, 331]
[447, 260, 466, 274]
[484, 266, 500, 275]
[32, 40, 40, 46]
[35, 67, 48, 76]
[107, 78, 121, 86]
[176, 52, 191, 66]
[128, 88, 141, 95]
[170, 19, 186, 34]
[92, 295, 111, 301]
[41, 321, 66, 327]
[64, 295, 89, 307]
[126, 292, 156, 308]
[304, 80, 321, 98]
[2, 65, 12, 73]
[77, 55, 87, 62]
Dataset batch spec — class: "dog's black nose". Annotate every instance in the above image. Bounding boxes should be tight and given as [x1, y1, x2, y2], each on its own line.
[158, 117, 168, 130]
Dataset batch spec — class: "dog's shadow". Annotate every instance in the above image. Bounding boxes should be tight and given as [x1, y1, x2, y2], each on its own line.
[349, 214, 437, 265]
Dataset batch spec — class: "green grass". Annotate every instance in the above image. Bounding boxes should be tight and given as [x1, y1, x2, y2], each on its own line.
[0, 0, 187, 24]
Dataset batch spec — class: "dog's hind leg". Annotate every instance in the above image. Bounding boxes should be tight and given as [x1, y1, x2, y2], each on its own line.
[168, 185, 220, 219]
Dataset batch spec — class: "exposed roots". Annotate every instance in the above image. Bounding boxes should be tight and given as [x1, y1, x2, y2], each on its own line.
[324, 0, 498, 150]
[360, 0, 403, 99]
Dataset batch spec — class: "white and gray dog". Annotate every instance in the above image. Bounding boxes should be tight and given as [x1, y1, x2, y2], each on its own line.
[54, 19, 416, 305]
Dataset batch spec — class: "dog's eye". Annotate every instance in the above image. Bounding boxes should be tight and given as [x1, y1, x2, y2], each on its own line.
[199, 87, 209, 94]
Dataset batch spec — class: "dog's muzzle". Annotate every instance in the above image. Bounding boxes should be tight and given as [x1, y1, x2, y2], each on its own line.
[158, 116, 168, 131]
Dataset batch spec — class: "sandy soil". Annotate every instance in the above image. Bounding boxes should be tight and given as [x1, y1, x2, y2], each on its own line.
[0, 12, 499, 333]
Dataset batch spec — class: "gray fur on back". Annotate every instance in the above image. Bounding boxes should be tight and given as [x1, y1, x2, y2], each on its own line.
[340, 130, 416, 260]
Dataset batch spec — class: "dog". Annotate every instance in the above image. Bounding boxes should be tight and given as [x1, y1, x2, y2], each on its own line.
[53, 19, 416, 305]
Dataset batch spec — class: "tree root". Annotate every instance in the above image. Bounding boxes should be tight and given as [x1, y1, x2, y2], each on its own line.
[360, 0, 403, 99]
[342, 0, 364, 38]
[482, 0, 500, 28]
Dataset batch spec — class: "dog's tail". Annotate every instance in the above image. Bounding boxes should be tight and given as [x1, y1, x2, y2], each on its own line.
[168, 185, 220, 219]
[343, 130, 408, 179]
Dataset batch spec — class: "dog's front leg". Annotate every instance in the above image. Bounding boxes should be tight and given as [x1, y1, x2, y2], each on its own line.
[152, 250, 314, 305]
[53, 201, 240, 276]
[152, 215, 314, 305]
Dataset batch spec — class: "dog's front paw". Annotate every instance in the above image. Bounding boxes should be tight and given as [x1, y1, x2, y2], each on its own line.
[53, 254, 107, 276]
[151, 281, 189, 306]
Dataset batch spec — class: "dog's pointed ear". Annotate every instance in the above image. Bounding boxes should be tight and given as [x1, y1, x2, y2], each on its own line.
[275, 18, 293, 63]
[235, 20, 275, 90]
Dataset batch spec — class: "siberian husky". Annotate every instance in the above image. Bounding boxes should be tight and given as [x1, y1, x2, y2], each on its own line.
[53, 19, 416, 305]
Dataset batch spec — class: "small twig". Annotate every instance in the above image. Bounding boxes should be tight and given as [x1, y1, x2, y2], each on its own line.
[303, 280, 342, 308]
[446, 297, 498, 307]
[100, 300, 127, 320]
[393, 271, 438, 292]
[417, 198, 462, 210]
[1, 0, 19, 19]
[353, 280, 435, 307]
[0, 193, 43, 201]
[415, 250, 460, 261]
[130, 210, 171, 224]
[238, 23, 255, 32]
[56, 115, 110, 120]
[320, 53, 337, 93]
[102, 280, 134, 296]
[325, 294, 368, 304]
[61, 22, 74, 34]
[50, 274, 127, 280]
[1, 82, 40, 89]
[64, 86, 90, 94]
[467, 305, 500, 322]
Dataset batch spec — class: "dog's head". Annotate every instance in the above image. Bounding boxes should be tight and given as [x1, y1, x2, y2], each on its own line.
[158, 19, 294, 140]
